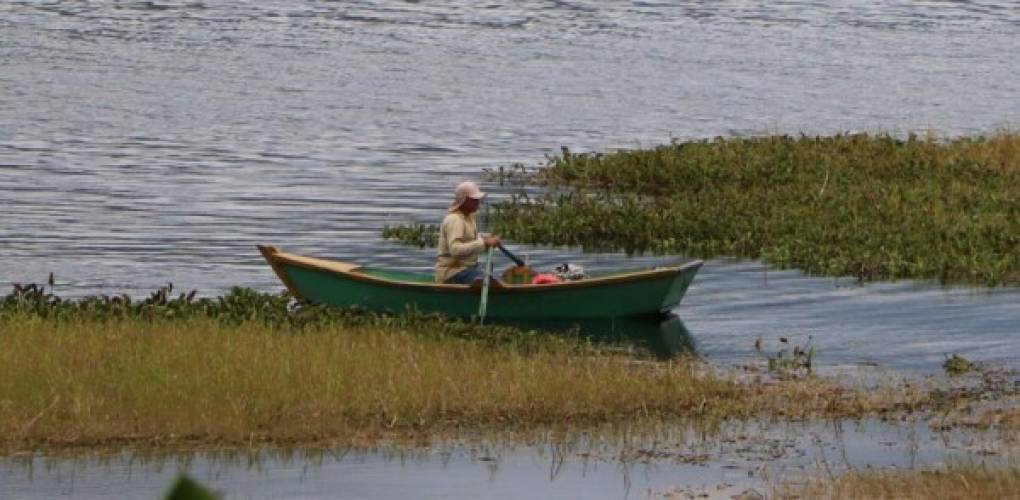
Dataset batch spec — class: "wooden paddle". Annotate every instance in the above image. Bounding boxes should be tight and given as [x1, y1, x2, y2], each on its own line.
[497, 243, 525, 267]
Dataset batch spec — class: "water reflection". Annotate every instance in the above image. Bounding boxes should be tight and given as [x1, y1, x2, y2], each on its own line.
[494, 314, 696, 360]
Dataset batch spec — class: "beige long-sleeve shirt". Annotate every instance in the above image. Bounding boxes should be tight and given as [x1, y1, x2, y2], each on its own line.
[435, 211, 485, 283]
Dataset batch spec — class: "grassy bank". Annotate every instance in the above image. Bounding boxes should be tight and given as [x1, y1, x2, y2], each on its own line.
[780, 464, 1020, 499]
[0, 314, 739, 450]
[0, 315, 970, 452]
[485, 132, 1020, 285]
[0, 286, 989, 452]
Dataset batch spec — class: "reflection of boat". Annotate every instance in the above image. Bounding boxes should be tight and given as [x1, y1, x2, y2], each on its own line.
[258, 245, 702, 320]
[498, 314, 696, 359]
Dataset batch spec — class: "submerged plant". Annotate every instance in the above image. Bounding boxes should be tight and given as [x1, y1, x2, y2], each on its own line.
[757, 336, 814, 378]
[943, 354, 976, 376]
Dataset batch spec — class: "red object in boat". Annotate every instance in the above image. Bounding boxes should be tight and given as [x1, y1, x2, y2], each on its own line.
[531, 273, 562, 285]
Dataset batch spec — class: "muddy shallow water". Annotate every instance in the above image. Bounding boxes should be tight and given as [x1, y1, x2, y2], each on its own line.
[2, 418, 1015, 500]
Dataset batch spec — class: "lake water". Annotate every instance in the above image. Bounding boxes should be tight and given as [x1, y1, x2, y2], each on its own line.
[1, 1, 1019, 496]
[2, 0, 1018, 374]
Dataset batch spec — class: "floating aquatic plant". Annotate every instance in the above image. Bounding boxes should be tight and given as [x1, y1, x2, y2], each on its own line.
[382, 223, 440, 248]
[0, 279, 648, 352]
[488, 132, 1020, 286]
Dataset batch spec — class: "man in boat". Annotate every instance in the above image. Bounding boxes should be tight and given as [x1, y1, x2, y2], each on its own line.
[435, 181, 502, 284]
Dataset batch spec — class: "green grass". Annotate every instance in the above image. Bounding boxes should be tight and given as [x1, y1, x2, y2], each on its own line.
[486, 132, 1020, 285]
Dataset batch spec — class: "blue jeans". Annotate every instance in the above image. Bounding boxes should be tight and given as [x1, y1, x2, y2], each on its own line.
[445, 265, 485, 284]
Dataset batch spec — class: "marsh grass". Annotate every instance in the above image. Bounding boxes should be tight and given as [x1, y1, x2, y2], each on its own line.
[489, 133, 1020, 285]
[779, 464, 1020, 499]
[0, 315, 741, 450]
[0, 285, 1005, 453]
[0, 314, 993, 453]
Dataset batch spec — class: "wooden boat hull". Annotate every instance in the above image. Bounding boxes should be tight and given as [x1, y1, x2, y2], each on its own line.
[258, 245, 702, 320]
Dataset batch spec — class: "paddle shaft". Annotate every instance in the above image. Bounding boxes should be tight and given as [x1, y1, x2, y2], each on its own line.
[497, 243, 525, 267]
[478, 246, 495, 324]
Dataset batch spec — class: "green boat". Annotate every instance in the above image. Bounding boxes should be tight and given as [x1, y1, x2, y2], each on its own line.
[258, 245, 702, 320]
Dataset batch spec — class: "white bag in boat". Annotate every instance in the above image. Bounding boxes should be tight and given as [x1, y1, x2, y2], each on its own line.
[553, 263, 588, 281]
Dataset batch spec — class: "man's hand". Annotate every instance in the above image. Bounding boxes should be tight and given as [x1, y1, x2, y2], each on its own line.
[483, 234, 502, 248]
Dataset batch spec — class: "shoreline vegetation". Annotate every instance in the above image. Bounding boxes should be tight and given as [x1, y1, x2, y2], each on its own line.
[778, 463, 1020, 499]
[386, 132, 1019, 286]
[1, 285, 1015, 454]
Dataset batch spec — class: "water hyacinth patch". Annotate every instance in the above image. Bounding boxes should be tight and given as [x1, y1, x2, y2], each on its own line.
[0, 281, 592, 351]
[486, 133, 1020, 286]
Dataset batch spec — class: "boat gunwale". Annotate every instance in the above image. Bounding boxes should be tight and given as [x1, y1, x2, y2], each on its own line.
[259, 245, 703, 295]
